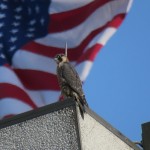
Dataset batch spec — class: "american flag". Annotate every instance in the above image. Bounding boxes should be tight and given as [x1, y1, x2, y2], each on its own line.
[0, 0, 132, 119]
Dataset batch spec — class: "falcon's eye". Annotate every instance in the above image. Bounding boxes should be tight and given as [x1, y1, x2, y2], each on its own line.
[57, 55, 62, 61]
[56, 55, 60, 59]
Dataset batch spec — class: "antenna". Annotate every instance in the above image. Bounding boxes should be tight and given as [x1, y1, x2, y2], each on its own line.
[65, 42, 67, 57]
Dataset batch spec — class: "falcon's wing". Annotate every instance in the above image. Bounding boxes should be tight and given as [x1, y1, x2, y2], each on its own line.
[61, 62, 83, 95]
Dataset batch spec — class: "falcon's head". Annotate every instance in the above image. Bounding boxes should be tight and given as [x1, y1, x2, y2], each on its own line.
[54, 54, 69, 64]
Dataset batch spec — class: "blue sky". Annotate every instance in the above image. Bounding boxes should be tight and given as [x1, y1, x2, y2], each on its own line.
[84, 1, 150, 142]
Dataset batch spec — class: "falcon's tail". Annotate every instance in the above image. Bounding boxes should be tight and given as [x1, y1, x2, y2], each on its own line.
[73, 93, 88, 119]
[77, 99, 86, 119]
[79, 95, 89, 108]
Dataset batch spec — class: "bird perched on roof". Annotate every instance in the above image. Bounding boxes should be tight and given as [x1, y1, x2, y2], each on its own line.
[54, 43, 89, 119]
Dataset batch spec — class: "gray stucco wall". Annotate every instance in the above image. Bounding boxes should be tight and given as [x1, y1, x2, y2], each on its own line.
[0, 99, 140, 150]
[0, 105, 80, 150]
[78, 109, 135, 150]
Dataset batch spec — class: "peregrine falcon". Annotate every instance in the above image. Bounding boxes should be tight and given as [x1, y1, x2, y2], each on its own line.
[54, 52, 88, 119]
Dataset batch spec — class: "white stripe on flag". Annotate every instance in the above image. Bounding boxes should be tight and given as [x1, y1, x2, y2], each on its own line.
[36, 0, 128, 48]
[50, 0, 94, 14]
[27, 90, 60, 106]
[0, 98, 33, 119]
[12, 50, 57, 75]
[85, 27, 116, 51]
[0, 67, 24, 88]
[76, 61, 93, 82]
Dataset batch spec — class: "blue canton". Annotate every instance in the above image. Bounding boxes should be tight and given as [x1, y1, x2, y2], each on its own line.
[0, 0, 51, 65]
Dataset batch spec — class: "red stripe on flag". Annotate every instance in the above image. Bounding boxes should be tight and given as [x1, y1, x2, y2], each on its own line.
[108, 13, 126, 28]
[49, 0, 109, 33]
[14, 69, 60, 90]
[0, 83, 37, 108]
[22, 41, 62, 58]
[22, 14, 125, 61]
[77, 44, 103, 64]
